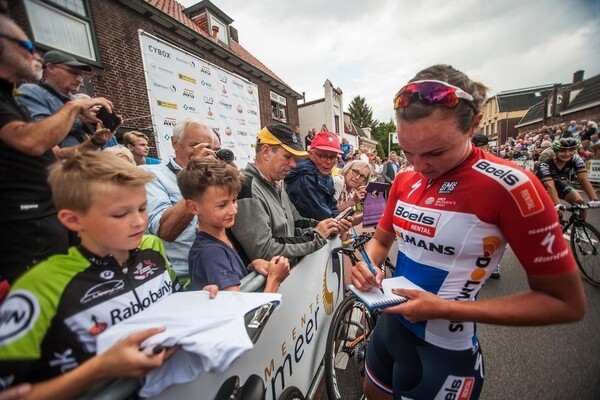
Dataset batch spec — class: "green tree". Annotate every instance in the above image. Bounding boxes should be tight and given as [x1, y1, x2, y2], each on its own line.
[372, 119, 398, 157]
[348, 95, 377, 129]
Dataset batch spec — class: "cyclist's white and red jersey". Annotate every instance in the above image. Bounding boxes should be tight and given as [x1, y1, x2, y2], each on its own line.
[380, 147, 576, 350]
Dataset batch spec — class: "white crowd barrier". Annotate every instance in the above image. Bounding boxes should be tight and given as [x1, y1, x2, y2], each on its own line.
[84, 239, 345, 400]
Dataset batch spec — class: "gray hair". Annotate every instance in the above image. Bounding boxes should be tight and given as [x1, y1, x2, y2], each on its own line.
[341, 160, 372, 182]
[172, 118, 216, 144]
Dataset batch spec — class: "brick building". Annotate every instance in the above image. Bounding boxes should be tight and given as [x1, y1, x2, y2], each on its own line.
[516, 71, 600, 133]
[7, 0, 302, 154]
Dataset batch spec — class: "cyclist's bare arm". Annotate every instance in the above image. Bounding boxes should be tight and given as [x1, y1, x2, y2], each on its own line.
[576, 171, 599, 201]
[542, 179, 562, 204]
[386, 269, 586, 326]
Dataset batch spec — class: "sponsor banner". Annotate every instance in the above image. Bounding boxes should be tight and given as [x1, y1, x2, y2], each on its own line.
[140, 31, 260, 167]
[588, 159, 600, 183]
[151, 240, 345, 400]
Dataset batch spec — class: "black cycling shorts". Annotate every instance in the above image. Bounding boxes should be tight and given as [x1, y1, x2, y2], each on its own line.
[553, 179, 576, 199]
[365, 313, 484, 399]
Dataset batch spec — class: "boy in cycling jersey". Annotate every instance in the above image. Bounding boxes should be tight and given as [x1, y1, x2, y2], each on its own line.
[536, 138, 599, 217]
[0, 152, 184, 399]
[177, 157, 290, 293]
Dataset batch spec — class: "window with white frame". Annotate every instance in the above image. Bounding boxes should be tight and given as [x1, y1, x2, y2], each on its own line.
[209, 14, 229, 45]
[24, 0, 97, 61]
[270, 91, 287, 123]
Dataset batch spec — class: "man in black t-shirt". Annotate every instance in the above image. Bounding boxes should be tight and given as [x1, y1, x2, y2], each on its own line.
[0, 15, 114, 285]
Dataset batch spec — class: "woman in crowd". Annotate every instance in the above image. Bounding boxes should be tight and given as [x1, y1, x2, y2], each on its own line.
[351, 64, 586, 399]
[333, 160, 372, 225]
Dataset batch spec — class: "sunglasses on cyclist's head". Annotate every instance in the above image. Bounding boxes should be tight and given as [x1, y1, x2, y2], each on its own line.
[393, 80, 478, 113]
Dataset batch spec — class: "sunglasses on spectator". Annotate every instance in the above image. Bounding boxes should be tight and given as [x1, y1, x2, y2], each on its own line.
[312, 151, 338, 162]
[53, 65, 86, 77]
[393, 80, 478, 113]
[0, 32, 36, 54]
[350, 168, 369, 181]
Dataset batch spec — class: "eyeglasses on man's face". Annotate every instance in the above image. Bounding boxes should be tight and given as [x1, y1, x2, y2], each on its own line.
[312, 151, 338, 162]
[350, 168, 368, 181]
[53, 65, 85, 77]
[0, 32, 36, 54]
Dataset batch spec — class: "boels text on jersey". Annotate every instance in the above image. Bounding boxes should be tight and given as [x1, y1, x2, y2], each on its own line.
[473, 161, 519, 186]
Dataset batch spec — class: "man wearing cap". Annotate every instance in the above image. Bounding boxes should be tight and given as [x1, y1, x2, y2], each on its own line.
[17, 50, 113, 148]
[0, 16, 114, 285]
[229, 124, 347, 267]
[284, 131, 344, 220]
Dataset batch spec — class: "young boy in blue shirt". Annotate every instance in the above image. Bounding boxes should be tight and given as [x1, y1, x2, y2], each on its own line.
[178, 157, 290, 292]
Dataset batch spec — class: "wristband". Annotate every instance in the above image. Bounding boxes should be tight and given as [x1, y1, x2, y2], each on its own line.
[90, 137, 106, 147]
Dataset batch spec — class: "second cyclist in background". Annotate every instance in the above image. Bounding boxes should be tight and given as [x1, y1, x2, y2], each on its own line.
[535, 137, 599, 219]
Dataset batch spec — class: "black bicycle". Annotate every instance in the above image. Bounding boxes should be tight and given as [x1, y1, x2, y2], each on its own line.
[324, 232, 394, 400]
[561, 202, 600, 286]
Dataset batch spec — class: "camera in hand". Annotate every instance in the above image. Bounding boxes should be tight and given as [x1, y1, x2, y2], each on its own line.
[96, 107, 120, 131]
[216, 148, 235, 164]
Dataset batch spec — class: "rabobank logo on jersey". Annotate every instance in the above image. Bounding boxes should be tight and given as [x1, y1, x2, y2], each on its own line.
[394, 204, 440, 238]
[472, 160, 544, 217]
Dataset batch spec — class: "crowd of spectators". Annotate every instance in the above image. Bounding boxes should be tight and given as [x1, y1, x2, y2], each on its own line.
[488, 120, 599, 164]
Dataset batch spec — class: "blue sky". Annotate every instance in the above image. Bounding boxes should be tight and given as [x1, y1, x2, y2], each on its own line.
[178, 0, 600, 122]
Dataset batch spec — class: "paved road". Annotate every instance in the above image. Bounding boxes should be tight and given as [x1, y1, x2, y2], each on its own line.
[477, 248, 600, 399]
[478, 195, 600, 400]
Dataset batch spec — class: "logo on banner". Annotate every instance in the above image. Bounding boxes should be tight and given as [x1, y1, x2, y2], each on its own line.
[175, 56, 189, 65]
[148, 45, 171, 58]
[218, 73, 228, 83]
[237, 130, 248, 137]
[225, 127, 232, 136]
[247, 86, 254, 95]
[183, 104, 198, 113]
[232, 80, 243, 89]
[201, 80, 213, 89]
[153, 82, 169, 90]
[219, 100, 232, 110]
[207, 108, 214, 118]
[163, 117, 177, 126]
[203, 96, 214, 104]
[247, 109, 257, 116]
[178, 73, 196, 84]
[236, 105, 244, 113]
[201, 66, 211, 75]
[150, 63, 174, 75]
[157, 100, 178, 109]
[183, 89, 195, 98]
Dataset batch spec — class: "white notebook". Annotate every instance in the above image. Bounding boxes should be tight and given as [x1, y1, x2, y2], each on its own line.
[348, 276, 424, 310]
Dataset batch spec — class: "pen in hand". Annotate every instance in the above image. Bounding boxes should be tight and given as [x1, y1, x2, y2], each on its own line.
[359, 248, 385, 294]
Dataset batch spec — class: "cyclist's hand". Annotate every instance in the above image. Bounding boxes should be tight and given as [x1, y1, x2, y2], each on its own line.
[315, 218, 339, 238]
[385, 288, 443, 322]
[351, 261, 383, 291]
[587, 200, 600, 208]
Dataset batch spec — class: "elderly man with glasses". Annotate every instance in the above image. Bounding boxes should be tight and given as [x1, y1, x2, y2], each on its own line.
[17, 50, 115, 148]
[285, 130, 345, 220]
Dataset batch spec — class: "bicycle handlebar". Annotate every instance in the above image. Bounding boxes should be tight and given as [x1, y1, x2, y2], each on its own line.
[563, 201, 600, 212]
